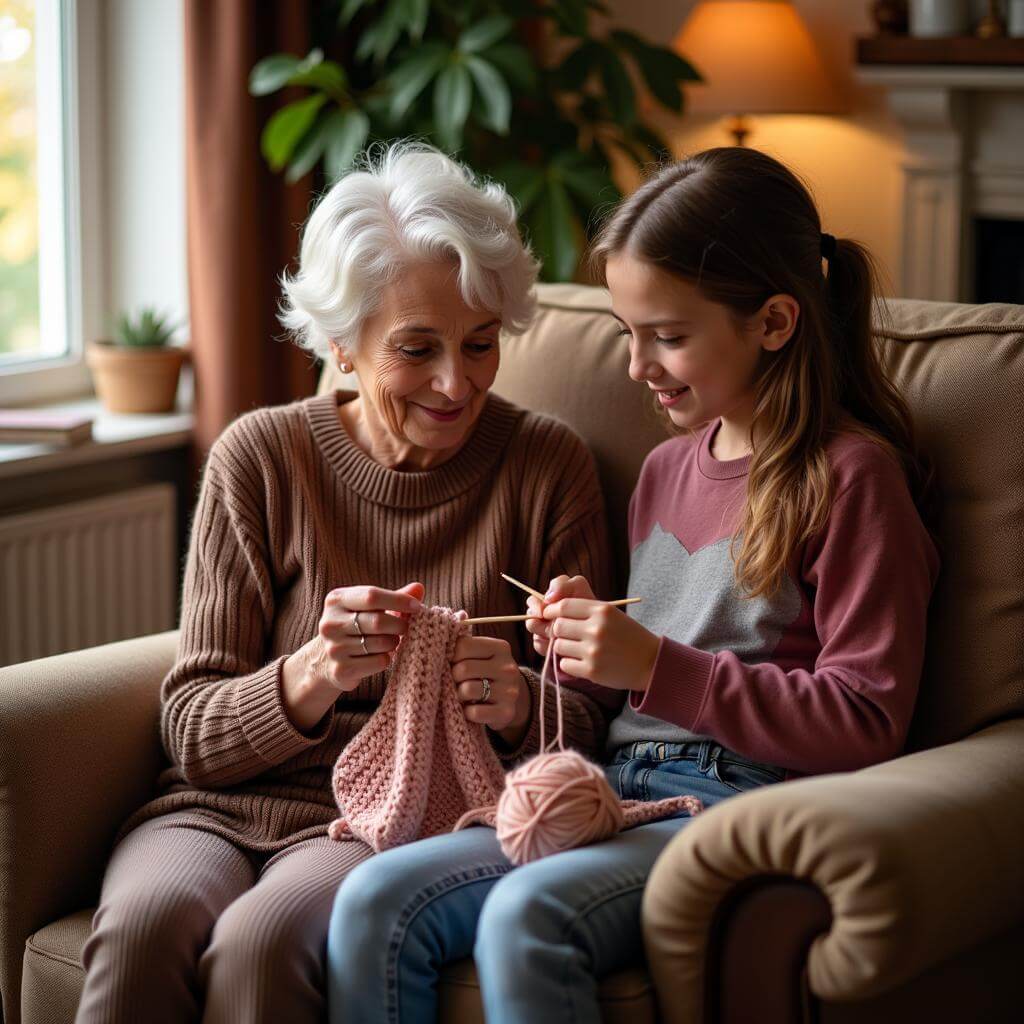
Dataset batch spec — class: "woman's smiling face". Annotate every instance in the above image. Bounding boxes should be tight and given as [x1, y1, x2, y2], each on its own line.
[336, 260, 501, 462]
[604, 253, 768, 431]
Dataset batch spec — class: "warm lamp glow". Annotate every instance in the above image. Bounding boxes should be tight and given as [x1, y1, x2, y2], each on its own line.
[675, 1, 842, 118]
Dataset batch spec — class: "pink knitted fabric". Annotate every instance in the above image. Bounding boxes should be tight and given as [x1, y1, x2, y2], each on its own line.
[330, 603, 702, 861]
[329, 606, 507, 851]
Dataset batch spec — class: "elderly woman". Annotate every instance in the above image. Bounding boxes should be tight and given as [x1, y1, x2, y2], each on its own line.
[73, 144, 613, 1024]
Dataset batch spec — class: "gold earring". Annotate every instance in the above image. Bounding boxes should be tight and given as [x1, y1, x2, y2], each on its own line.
[339, 361, 351, 373]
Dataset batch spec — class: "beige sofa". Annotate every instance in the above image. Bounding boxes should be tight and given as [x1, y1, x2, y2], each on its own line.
[2, 283, 1022, 1024]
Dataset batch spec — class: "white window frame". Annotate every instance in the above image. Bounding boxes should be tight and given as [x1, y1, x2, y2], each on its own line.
[0, 0, 103, 406]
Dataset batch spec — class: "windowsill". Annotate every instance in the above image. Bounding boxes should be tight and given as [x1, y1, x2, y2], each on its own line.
[0, 394, 194, 479]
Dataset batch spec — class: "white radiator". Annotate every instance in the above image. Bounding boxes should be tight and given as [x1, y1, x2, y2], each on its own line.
[0, 483, 177, 666]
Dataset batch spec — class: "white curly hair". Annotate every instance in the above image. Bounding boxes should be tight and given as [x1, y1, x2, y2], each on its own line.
[278, 141, 539, 361]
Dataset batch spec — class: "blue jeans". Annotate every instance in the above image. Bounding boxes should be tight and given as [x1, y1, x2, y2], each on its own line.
[326, 741, 784, 1024]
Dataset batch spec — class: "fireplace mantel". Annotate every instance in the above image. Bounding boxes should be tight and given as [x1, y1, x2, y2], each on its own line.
[855, 63, 1024, 301]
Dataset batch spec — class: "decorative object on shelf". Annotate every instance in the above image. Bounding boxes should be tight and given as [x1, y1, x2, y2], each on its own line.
[248, 3, 701, 283]
[976, 0, 1007, 37]
[908, 0, 969, 37]
[673, 0, 842, 147]
[86, 307, 187, 414]
[1010, 0, 1024, 36]
[871, 0, 909, 34]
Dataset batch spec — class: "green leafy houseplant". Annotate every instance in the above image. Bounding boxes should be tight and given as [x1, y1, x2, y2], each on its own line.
[249, 0, 700, 281]
[86, 307, 187, 414]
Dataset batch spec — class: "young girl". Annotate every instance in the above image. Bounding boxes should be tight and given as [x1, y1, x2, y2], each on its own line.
[324, 147, 940, 1023]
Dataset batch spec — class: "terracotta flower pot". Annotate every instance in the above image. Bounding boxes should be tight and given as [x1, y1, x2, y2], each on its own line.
[86, 341, 188, 414]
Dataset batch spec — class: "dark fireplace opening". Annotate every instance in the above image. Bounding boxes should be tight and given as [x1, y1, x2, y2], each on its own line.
[973, 217, 1024, 304]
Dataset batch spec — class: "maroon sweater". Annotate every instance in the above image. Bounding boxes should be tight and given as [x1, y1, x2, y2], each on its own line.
[594, 418, 941, 777]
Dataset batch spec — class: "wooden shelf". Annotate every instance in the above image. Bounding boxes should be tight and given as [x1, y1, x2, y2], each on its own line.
[857, 35, 1024, 66]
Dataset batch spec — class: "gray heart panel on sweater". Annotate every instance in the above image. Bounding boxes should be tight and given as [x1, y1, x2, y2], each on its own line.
[605, 523, 803, 754]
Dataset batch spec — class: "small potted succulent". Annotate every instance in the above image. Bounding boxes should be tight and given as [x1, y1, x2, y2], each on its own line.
[86, 307, 187, 414]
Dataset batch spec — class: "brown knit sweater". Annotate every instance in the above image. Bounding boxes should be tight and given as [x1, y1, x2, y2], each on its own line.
[119, 389, 614, 853]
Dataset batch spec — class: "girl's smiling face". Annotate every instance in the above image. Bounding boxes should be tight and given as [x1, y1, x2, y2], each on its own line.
[605, 253, 768, 432]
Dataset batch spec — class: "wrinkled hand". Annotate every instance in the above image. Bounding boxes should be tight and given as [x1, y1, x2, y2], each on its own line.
[541, 595, 659, 692]
[524, 574, 596, 658]
[315, 582, 424, 692]
[450, 634, 530, 733]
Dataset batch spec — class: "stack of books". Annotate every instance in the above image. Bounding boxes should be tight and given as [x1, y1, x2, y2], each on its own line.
[0, 409, 94, 446]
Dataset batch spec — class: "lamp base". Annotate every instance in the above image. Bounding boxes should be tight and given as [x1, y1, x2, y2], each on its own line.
[727, 114, 751, 147]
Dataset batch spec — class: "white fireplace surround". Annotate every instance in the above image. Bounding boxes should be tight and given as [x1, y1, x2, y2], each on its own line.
[856, 65, 1024, 302]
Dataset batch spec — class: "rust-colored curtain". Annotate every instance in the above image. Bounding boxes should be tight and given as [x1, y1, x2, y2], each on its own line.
[184, 0, 320, 462]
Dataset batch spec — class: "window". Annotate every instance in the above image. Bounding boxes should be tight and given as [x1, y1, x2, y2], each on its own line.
[0, 0, 96, 405]
[0, 0, 41, 360]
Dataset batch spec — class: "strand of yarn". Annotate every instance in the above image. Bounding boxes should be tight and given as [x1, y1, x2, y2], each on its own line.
[538, 634, 564, 755]
[456, 633, 702, 864]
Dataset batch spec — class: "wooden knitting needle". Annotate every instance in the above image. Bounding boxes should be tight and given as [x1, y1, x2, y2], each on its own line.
[502, 571, 643, 609]
[464, 597, 642, 625]
[500, 572, 546, 601]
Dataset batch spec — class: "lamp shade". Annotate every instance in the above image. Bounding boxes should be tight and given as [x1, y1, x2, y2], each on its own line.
[674, 1, 842, 116]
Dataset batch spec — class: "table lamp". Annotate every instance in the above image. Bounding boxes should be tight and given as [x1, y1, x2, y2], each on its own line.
[674, 0, 843, 146]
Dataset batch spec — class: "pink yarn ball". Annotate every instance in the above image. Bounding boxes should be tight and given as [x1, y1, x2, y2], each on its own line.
[495, 749, 625, 865]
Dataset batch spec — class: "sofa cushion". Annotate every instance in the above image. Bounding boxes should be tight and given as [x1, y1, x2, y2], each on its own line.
[21, 910, 90, 1024]
[873, 300, 1024, 749]
[319, 285, 1024, 749]
[24, 909, 657, 1023]
[439, 956, 657, 1024]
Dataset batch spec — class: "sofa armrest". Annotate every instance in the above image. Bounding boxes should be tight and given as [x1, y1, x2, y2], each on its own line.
[0, 631, 177, 1024]
[641, 718, 1024, 1024]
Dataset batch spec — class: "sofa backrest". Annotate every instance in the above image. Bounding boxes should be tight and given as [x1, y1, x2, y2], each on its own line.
[870, 298, 1024, 751]
[318, 283, 1024, 751]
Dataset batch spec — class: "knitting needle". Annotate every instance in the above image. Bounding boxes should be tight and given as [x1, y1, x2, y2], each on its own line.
[500, 570, 642, 613]
[500, 572, 546, 601]
[463, 614, 535, 624]
[464, 597, 642, 625]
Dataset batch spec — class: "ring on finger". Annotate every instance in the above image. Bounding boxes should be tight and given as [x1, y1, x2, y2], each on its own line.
[351, 611, 369, 654]
[478, 677, 492, 704]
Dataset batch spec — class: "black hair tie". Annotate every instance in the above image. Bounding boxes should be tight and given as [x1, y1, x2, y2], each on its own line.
[820, 232, 837, 260]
